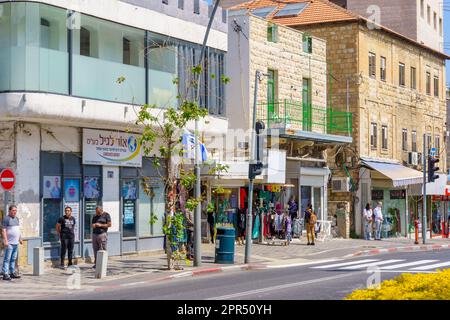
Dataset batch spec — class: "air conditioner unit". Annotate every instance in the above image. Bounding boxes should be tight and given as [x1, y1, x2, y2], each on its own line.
[408, 152, 418, 166]
[331, 177, 350, 192]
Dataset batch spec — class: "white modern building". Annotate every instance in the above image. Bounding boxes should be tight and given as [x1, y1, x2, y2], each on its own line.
[0, 0, 228, 263]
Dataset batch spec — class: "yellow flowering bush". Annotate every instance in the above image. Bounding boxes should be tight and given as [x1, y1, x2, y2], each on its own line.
[346, 269, 450, 300]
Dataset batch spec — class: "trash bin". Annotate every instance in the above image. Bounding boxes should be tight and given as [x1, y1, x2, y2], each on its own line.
[215, 227, 235, 264]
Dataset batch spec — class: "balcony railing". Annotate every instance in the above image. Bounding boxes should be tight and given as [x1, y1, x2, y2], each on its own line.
[256, 100, 352, 136]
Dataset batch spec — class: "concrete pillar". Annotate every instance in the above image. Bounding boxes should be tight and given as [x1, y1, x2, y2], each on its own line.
[95, 250, 108, 279]
[33, 247, 44, 276]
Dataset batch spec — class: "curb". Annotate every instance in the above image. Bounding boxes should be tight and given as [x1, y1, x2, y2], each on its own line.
[345, 243, 450, 258]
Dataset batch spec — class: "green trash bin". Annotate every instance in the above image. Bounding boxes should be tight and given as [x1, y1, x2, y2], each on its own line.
[215, 227, 235, 264]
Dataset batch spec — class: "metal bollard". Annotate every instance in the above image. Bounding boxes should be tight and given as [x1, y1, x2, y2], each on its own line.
[94, 250, 108, 279]
[33, 247, 44, 276]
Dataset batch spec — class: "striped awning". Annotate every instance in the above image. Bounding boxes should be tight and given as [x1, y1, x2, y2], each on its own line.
[361, 158, 423, 187]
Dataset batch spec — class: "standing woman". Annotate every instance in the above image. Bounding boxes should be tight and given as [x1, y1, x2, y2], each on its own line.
[56, 206, 76, 268]
[363, 203, 373, 240]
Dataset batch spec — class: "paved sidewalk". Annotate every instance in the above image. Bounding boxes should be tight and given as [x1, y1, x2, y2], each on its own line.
[2, 237, 449, 299]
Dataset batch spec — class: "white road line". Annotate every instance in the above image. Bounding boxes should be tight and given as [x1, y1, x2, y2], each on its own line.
[339, 259, 404, 270]
[207, 273, 357, 300]
[409, 261, 450, 271]
[380, 260, 438, 270]
[312, 259, 380, 269]
[267, 258, 341, 269]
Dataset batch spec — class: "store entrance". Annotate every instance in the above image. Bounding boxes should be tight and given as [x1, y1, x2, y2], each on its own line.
[121, 179, 138, 253]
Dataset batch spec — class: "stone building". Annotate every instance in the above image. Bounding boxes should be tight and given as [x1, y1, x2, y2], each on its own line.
[231, 0, 448, 238]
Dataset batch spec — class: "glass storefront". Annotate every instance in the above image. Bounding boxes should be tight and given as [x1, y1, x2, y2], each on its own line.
[371, 188, 407, 238]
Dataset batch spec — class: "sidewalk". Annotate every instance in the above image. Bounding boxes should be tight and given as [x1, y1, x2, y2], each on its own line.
[2, 237, 449, 299]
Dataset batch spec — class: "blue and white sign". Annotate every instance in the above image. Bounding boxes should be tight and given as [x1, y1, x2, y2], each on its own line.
[430, 147, 437, 157]
[182, 132, 208, 162]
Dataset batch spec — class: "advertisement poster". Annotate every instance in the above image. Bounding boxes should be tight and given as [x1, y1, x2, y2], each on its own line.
[64, 201, 80, 242]
[84, 177, 101, 199]
[123, 181, 137, 200]
[43, 176, 61, 199]
[64, 179, 80, 202]
[83, 129, 142, 167]
[123, 200, 135, 225]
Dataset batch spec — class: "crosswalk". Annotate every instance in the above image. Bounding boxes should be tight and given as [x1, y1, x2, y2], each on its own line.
[311, 258, 450, 272]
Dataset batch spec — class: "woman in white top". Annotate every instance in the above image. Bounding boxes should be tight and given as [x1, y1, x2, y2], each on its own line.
[363, 203, 373, 240]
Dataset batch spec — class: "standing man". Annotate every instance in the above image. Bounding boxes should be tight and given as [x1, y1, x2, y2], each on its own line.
[374, 202, 384, 240]
[91, 206, 111, 268]
[1, 205, 22, 281]
[287, 196, 298, 238]
[363, 203, 373, 240]
[56, 206, 76, 268]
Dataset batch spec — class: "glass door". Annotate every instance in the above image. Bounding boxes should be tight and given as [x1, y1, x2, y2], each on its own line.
[42, 175, 62, 243]
[83, 176, 102, 240]
[313, 187, 322, 221]
[63, 178, 81, 243]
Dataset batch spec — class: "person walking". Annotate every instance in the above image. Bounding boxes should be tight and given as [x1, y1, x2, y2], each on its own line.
[184, 208, 194, 260]
[207, 207, 215, 244]
[56, 206, 76, 268]
[1, 205, 22, 280]
[284, 211, 292, 245]
[91, 206, 111, 268]
[374, 202, 384, 240]
[363, 203, 373, 240]
[287, 196, 298, 237]
[304, 204, 317, 245]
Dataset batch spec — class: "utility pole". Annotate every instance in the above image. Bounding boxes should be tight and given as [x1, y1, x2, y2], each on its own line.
[194, 0, 221, 267]
[245, 70, 264, 264]
[422, 134, 427, 244]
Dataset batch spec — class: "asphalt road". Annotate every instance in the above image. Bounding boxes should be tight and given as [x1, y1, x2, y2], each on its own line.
[52, 250, 450, 300]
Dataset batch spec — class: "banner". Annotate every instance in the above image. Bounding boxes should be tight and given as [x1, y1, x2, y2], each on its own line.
[83, 129, 142, 167]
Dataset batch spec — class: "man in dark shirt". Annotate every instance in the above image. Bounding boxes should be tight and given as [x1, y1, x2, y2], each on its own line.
[56, 206, 76, 268]
[91, 206, 111, 268]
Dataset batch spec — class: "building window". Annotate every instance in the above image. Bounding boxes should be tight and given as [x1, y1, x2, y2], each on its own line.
[427, 5, 431, 24]
[80, 27, 91, 57]
[427, 134, 432, 153]
[178, 0, 184, 9]
[434, 12, 437, 30]
[382, 125, 388, 150]
[411, 67, 417, 90]
[426, 71, 431, 95]
[267, 23, 278, 42]
[380, 56, 386, 81]
[412, 130, 417, 152]
[402, 129, 408, 151]
[399, 63, 405, 86]
[194, 0, 200, 14]
[421, 0, 424, 18]
[440, 18, 443, 36]
[40, 18, 51, 49]
[369, 52, 376, 78]
[303, 34, 312, 53]
[435, 135, 440, 155]
[434, 75, 439, 97]
[222, 8, 227, 23]
[302, 78, 312, 131]
[371, 123, 378, 148]
[123, 38, 131, 65]
[267, 69, 278, 113]
[162, 0, 168, 4]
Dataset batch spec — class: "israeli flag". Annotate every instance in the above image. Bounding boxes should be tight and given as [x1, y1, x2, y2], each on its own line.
[182, 131, 208, 162]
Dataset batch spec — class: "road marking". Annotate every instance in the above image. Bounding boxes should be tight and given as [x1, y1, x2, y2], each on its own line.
[409, 261, 450, 271]
[338, 259, 404, 270]
[207, 273, 357, 300]
[267, 258, 340, 269]
[312, 259, 380, 269]
[380, 260, 438, 270]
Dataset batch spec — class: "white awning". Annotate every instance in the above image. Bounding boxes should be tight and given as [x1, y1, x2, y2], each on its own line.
[361, 158, 423, 187]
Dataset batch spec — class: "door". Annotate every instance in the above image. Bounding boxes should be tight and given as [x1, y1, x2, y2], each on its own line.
[302, 78, 312, 131]
[121, 179, 138, 253]
[63, 178, 81, 256]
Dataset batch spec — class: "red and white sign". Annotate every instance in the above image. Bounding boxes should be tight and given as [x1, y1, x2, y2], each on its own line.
[0, 168, 15, 191]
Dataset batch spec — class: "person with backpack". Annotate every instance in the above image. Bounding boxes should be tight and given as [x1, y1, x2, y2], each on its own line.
[304, 204, 317, 245]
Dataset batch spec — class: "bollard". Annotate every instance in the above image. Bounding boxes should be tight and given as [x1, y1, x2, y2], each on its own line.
[33, 247, 44, 276]
[414, 219, 419, 245]
[94, 250, 108, 279]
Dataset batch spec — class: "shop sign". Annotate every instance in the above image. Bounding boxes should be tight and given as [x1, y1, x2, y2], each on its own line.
[390, 190, 406, 199]
[371, 190, 384, 200]
[83, 129, 142, 167]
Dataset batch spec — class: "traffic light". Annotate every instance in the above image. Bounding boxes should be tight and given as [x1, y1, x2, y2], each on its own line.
[249, 121, 265, 180]
[427, 155, 439, 183]
[249, 162, 263, 179]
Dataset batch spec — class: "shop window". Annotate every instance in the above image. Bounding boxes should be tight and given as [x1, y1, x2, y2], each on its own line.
[122, 179, 138, 238]
[83, 168, 102, 240]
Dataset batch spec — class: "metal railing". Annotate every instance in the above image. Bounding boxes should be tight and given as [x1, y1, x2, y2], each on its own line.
[256, 99, 352, 136]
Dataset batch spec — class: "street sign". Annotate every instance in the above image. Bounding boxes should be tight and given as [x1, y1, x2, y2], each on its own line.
[0, 168, 15, 191]
[430, 147, 437, 157]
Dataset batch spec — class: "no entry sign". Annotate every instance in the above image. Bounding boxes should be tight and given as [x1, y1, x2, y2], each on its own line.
[0, 168, 15, 191]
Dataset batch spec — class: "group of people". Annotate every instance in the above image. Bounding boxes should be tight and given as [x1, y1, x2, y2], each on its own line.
[1, 204, 111, 281]
[362, 201, 384, 241]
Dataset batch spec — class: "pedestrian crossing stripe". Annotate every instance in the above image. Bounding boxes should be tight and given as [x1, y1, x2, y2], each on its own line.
[338, 259, 404, 270]
[312, 259, 380, 269]
[409, 261, 450, 271]
[379, 260, 438, 270]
